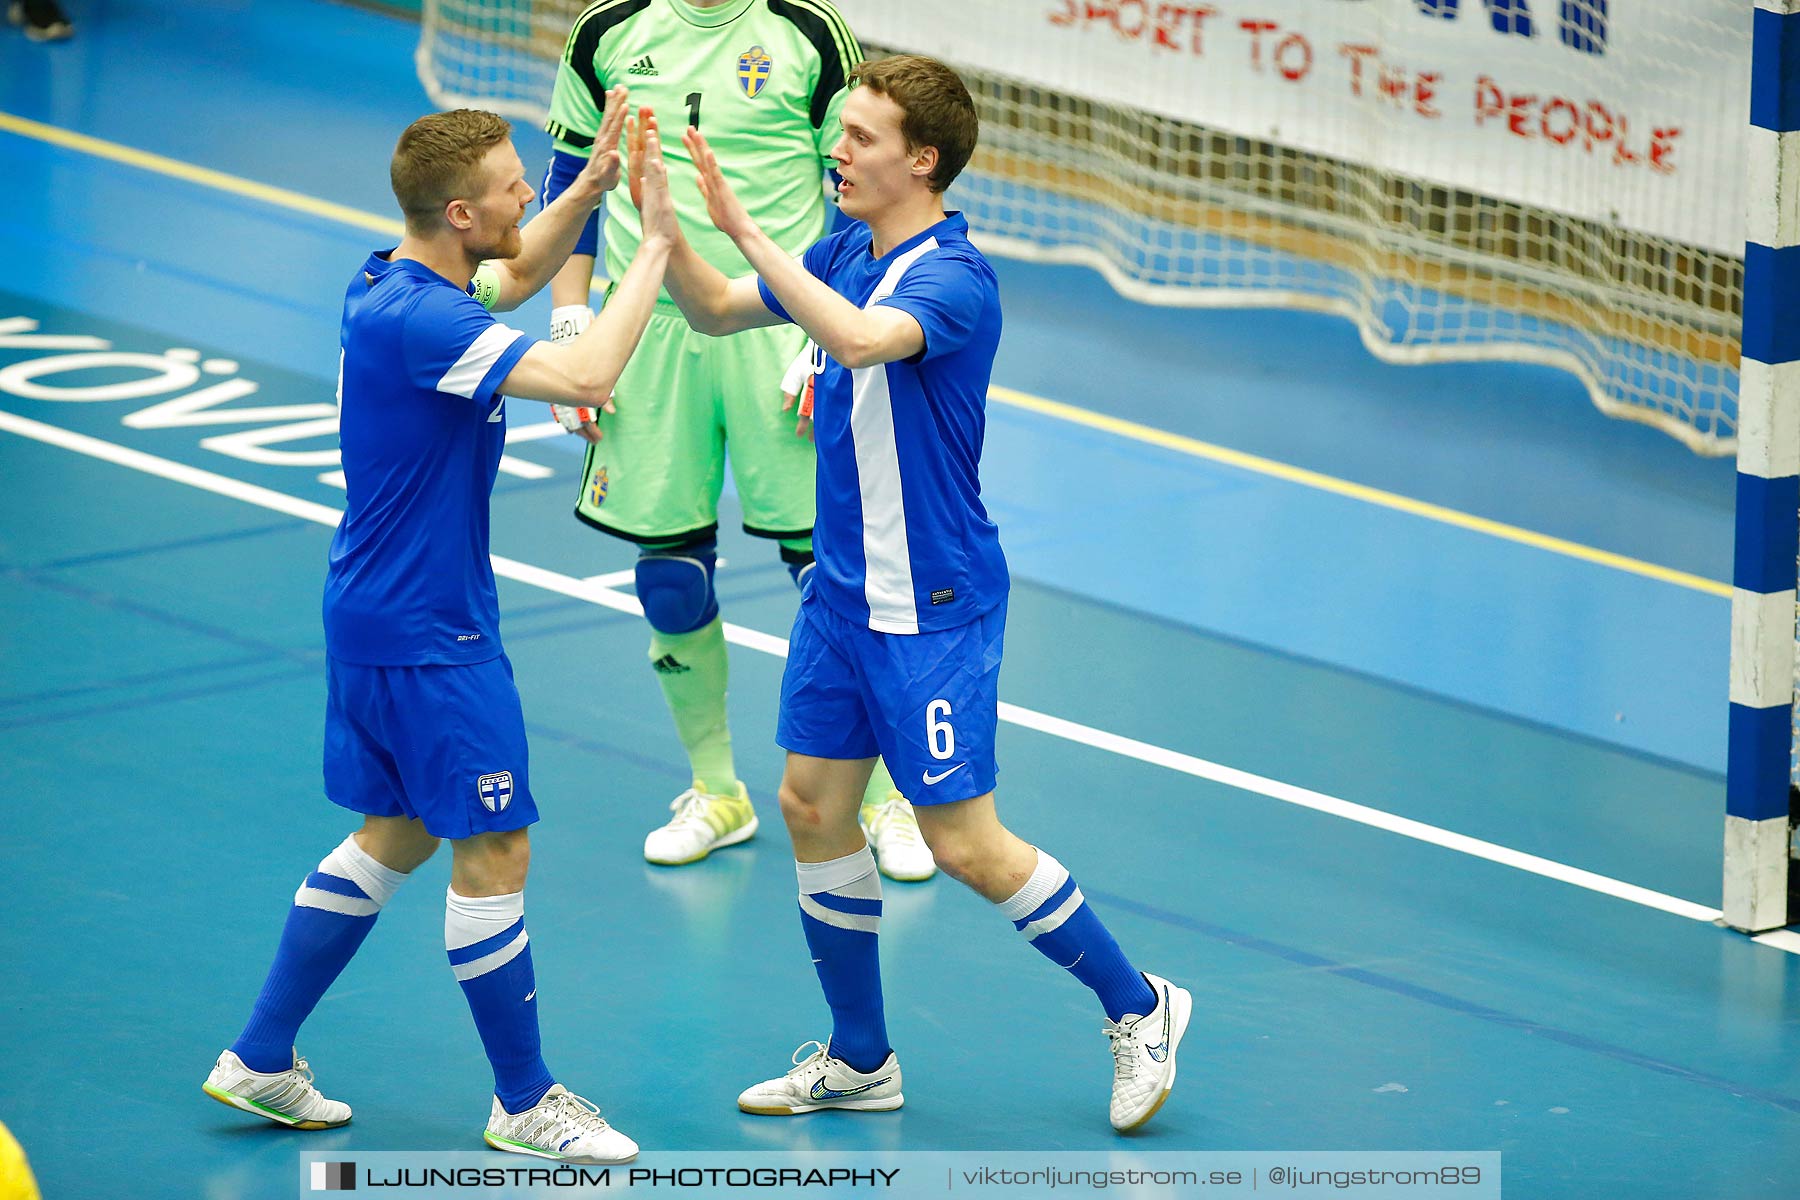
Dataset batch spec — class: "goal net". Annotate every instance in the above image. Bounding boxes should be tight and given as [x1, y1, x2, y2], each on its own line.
[416, 0, 581, 124]
[419, 0, 1749, 455]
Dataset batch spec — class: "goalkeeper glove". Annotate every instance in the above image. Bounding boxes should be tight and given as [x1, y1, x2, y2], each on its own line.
[548, 305, 599, 432]
[780, 339, 819, 438]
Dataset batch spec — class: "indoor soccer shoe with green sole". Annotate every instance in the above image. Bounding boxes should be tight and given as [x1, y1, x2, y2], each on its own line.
[643, 781, 757, 865]
[202, 1049, 350, 1129]
[737, 1041, 904, 1114]
[1105, 972, 1192, 1131]
[484, 1084, 638, 1164]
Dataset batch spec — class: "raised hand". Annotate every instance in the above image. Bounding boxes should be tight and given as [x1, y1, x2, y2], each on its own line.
[626, 105, 659, 213]
[636, 120, 677, 245]
[682, 126, 757, 241]
[575, 86, 631, 194]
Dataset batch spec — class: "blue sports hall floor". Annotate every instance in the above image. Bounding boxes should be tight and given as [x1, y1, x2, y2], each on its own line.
[2, 3, 1797, 1198]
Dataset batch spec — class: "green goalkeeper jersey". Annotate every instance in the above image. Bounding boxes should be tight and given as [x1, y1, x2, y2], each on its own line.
[546, 0, 861, 292]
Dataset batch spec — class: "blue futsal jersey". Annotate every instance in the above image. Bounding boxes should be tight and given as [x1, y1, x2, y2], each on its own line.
[324, 252, 537, 666]
[758, 213, 1008, 634]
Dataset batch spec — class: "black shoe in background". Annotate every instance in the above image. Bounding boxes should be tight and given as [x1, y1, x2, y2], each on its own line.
[8, 0, 75, 42]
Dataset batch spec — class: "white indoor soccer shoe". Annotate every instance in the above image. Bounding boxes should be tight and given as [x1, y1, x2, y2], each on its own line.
[737, 1040, 904, 1114]
[1104, 972, 1192, 1131]
[483, 1084, 639, 1163]
[202, 1049, 351, 1129]
[643, 782, 758, 865]
[859, 792, 938, 882]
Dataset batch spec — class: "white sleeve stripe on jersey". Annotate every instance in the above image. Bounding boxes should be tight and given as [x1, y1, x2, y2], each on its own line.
[437, 324, 523, 399]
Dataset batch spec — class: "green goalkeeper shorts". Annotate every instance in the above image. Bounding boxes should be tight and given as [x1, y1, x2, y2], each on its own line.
[574, 306, 816, 544]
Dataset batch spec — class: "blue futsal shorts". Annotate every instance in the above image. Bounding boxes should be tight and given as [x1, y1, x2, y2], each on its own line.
[323, 654, 538, 840]
[777, 594, 1004, 805]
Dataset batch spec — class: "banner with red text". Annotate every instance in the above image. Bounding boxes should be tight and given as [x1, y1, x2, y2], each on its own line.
[839, 1, 1748, 254]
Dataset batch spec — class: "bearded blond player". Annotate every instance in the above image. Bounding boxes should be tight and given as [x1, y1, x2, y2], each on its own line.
[204, 104, 681, 1161]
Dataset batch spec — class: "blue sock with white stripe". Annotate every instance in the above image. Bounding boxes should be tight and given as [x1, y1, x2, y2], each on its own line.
[230, 835, 409, 1074]
[446, 888, 554, 1115]
[1001, 850, 1157, 1022]
[797, 847, 890, 1074]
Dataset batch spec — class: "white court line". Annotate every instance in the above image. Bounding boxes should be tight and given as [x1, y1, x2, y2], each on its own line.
[496, 456, 553, 480]
[582, 569, 640, 589]
[2, 408, 1762, 944]
[1753, 929, 1800, 953]
[505, 420, 571, 444]
[1001, 704, 1725, 926]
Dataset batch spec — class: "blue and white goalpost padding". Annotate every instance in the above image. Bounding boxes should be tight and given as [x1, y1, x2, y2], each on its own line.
[1725, 0, 1800, 933]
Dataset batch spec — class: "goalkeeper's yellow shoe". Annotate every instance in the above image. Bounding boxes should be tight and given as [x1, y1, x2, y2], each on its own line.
[860, 792, 937, 882]
[643, 781, 757, 865]
[0, 1117, 41, 1200]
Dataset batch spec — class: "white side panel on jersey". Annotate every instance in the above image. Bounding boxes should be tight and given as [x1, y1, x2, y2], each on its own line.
[850, 238, 939, 635]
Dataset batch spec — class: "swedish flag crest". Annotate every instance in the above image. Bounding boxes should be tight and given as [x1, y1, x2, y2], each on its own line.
[737, 45, 773, 98]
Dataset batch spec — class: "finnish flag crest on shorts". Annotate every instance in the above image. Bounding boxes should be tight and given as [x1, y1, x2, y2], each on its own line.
[477, 771, 514, 812]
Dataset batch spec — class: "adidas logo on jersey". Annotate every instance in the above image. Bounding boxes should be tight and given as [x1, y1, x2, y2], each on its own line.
[628, 55, 659, 76]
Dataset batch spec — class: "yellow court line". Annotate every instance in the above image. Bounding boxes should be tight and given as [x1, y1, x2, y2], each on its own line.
[991, 386, 1733, 599]
[0, 111, 403, 238]
[0, 110, 1731, 600]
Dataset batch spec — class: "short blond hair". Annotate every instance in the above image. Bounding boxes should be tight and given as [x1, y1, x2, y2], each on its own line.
[390, 109, 512, 229]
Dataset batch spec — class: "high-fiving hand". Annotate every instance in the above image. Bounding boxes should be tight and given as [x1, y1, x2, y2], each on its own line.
[640, 117, 680, 248]
[682, 127, 759, 241]
[625, 105, 656, 212]
[575, 87, 631, 195]
[627, 106, 678, 244]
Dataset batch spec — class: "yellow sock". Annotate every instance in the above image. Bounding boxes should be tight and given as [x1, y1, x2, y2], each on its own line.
[647, 615, 736, 791]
